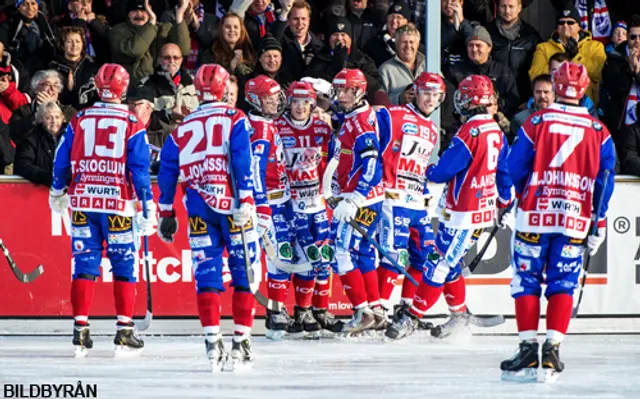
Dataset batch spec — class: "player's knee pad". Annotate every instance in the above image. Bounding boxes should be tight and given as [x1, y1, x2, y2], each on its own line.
[335, 251, 356, 275]
[267, 270, 291, 281]
[74, 273, 97, 281]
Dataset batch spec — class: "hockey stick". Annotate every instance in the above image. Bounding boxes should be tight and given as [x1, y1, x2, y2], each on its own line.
[228, 145, 280, 312]
[136, 190, 153, 332]
[572, 169, 610, 319]
[466, 225, 499, 274]
[0, 239, 44, 283]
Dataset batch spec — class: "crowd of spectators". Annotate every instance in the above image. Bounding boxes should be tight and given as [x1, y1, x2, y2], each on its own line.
[1, 0, 640, 183]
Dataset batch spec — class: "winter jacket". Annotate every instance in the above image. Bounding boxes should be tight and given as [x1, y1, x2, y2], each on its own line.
[109, 19, 191, 85]
[48, 55, 99, 109]
[305, 45, 380, 100]
[529, 30, 606, 106]
[0, 80, 30, 169]
[0, 11, 57, 76]
[487, 18, 541, 101]
[140, 66, 199, 117]
[281, 28, 325, 80]
[463, 0, 536, 26]
[198, 45, 254, 79]
[441, 17, 476, 65]
[324, 7, 383, 51]
[9, 100, 75, 145]
[243, 9, 287, 51]
[364, 29, 426, 68]
[50, 13, 111, 65]
[378, 52, 426, 105]
[601, 41, 640, 140]
[619, 119, 640, 177]
[13, 123, 59, 186]
[444, 56, 521, 117]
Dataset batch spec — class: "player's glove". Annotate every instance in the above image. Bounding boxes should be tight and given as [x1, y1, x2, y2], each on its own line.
[49, 189, 69, 214]
[333, 193, 364, 222]
[256, 205, 275, 241]
[158, 209, 178, 243]
[138, 200, 157, 236]
[233, 202, 255, 227]
[497, 198, 514, 229]
[587, 218, 607, 256]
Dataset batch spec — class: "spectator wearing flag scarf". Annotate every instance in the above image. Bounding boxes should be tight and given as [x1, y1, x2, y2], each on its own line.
[551, 0, 611, 44]
[228, 0, 294, 49]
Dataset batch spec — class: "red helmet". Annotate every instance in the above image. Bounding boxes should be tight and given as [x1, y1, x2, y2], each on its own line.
[245, 75, 285, 118]
[195, 64, 230, 102]
[287, 81, 317, 104]
[332, 68, 367, 111]
[94, 63, 129, 101]
[414, 72, 446, 101]
[552, 61, 590, 100]
[454, 75, 494, 115]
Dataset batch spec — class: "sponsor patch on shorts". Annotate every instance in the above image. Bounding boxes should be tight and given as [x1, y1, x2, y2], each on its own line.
[561, 244, 583, 258]
[108, 232, 134, 244]
[71, 227, 92, 238]
[190, 235, 212, 248]
[514, 240, 541, 257]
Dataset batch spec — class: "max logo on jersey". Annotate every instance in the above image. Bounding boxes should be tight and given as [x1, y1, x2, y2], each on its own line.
[401, 123, 418, 135]
[108, 216, 132, 232]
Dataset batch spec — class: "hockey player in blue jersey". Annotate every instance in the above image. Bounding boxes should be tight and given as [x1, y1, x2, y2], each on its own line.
[49, 63, 157, 357]
[156, 64, 260, 371]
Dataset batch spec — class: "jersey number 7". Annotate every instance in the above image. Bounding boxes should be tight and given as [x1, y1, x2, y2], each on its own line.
[548, 123, 584, 168]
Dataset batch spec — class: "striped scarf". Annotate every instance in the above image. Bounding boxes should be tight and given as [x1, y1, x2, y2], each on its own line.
[625, 45, 639, 126]
[248, 3, 276, 38]
[575, 0, 611, 43]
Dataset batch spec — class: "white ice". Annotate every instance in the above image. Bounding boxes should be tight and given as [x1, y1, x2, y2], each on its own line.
[1, 334, 638, 399]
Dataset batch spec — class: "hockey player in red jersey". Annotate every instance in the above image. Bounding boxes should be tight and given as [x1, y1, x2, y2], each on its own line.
[329, 68, 386, 334]
[503, 62, 616, 382]
[275, 81, 343, 336]
[244, 75, 296, 339]
[375, 72, 443, 327]
[50, 64, 157, 357]
[386, 75, 513, 340]
[157, 64, 259, 371]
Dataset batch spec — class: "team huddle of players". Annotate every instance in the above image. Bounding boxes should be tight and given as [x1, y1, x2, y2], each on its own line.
[48, 59, 615, 381]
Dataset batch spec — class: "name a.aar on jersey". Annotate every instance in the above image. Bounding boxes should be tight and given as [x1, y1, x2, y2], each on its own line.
[70, 159, 126, 175]
[529, 170, 595, 191]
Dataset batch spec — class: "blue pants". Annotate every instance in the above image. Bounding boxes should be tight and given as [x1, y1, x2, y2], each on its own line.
[332, 202, 383, 275]
[510, 232, 585, 299]
[292, 209, 334, 281]
[422, 223, 481, 287]
[378, 202, 435, 274]
[188, 205, 260, 293]
[70, 211, 137, 281]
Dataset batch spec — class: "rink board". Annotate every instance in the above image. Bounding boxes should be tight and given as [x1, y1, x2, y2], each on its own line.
[0, 176, 639, 333]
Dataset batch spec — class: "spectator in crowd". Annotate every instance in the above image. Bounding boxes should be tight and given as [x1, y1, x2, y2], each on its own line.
[364, 1, 415, 67]
[444, 25, 520, 118]
[281, 0, 324, 80]
[463, 0, 534, 26]
[199, 12, 256, 78]
[98, 0, 169, 27]
[528, 5, 606, 106]
[140, 43, 199, 125]
[550, 0, 611, 44]
[0, 0, 57, 76]
[50, 0, 111, 65]
[0, 51, 31, 174]
[230, 0, 293, 50]
[126, 84, 172, 173]
[109, 0, 191, 85]
[511, 73, 554, 135]
[0, 43, 30, 101]
[602, 17, 640, 145]
[324, 0, 383, 51]
[48, 26, 98, 109]
[160, 0, 218, 76]
[13, 101, 62, 185]
[441, 0, 475, 65]
[487, 0, 541, 101]
[619, 104, 640, 176]
[606, 21, 627, 54]
[10, 70, 75, 145]
[306, 17, 379, 99]
[227, 75, 239, 107]
[378, 23, 425, 104]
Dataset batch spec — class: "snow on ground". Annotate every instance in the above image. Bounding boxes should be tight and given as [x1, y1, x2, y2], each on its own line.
[1, 334, 639, 399]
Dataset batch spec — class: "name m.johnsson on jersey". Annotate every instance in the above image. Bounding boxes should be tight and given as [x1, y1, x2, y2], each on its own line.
[528, 170, 595, 191]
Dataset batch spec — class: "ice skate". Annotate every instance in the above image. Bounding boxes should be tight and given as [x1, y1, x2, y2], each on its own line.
[430, 311, 471, 338]
[384, 311, 418, 340]
[205, 335, 228, 372]
[265, 308, 290, 341]
[372, 306, 388, 331]
[226, 336, 254, 371]
[539, 340, 564, 383]
[500, 341, 539, 383]
[113, 322, 144, 357]
[392, 302, 432, 330]
[340, 307, 375, 336]
[288, 306, 321, 339]
[72, 323, 93, 358]
[312, 309, 344, 335]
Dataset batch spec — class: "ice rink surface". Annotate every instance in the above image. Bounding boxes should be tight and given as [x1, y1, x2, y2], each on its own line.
[1, 333, 639, 399]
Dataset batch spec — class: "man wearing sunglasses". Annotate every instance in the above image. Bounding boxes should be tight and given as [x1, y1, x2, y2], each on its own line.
[602, 17, 640, 142]
[529, 5, 606, 108]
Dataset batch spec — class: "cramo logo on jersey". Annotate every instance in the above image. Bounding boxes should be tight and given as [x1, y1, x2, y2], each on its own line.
[71, 160, 126, 175]
[529, 170, 595, 191]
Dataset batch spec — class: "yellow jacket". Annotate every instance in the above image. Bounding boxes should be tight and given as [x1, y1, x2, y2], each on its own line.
[528, 31, 606, 106]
